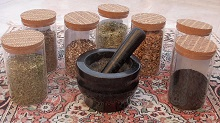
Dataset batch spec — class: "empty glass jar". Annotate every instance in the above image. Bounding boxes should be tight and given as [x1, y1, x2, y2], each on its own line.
[1, 30, 47, 106]
[176, 19, 212, 39]
[132, 13, 166, 76]
[96, 4, 129, 48]
[168, 35, 217, 110]
[21, 9, 57, 73]
[64, 11, 99, 78]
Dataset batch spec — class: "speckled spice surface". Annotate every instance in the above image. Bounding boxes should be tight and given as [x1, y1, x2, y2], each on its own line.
[65, 39, 96, 78]
[96, 21, 127, 49]
[7, 54, 47, 106]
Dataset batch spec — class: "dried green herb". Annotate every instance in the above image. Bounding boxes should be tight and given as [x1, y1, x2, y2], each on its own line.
[65, 39, 96, 77]
[42, 29, 57, 73]
[96, 21, 127, 48]
[7, 54, 47, 106]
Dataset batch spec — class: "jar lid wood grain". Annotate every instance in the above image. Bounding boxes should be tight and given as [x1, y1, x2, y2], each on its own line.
[98, 4, 129, 19]
[21, 9, 56, 28]
[1, 30, 44, 54]
[131, 13, 166, 31]
[64, 11, 100, 31]
[175, 35, 217, 60]
[176, 19, 212, 36]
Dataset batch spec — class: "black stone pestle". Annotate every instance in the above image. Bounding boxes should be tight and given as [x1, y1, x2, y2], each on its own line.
[101, 28, 146, 73]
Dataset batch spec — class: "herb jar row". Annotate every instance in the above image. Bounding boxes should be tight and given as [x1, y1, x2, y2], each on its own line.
[1, 6, 216, 110]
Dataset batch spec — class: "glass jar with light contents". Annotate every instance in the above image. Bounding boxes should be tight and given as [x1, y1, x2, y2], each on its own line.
[96, 4, 129, 49]
[131, 13, 166, 76]
[1, 30, 47, 106]
[21, 9, 57, 73]
[64, 11, 99, 78]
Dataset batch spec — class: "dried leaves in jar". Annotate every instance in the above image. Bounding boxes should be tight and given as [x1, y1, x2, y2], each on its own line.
[65, 39, 96, 77]
[7, 54, 47, 106]
[42, 29, 57, 73]
[96, 21, 127, 48]
[134, 30, 163, 76]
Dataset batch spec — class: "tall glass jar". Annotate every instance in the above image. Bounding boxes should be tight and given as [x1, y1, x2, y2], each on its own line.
[131, 13, 166, 76]
[176, 19, 212, 39]
[21, 9, 57, 73]
[1, 30, 47, 106]
[64, 11, 99, 78]
[96, 4, 129, 48]
[168, 35, 217, 110]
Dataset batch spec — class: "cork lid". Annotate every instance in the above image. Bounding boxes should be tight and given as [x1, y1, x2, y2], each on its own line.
[175, 35, 217, 60]
[1, 30, 44, 54]
[176, 19, 212, 36]
[64, 11, 100, 31]
[21, 9, 56, 27]
[131, 13, 166, 31]
[98, 4, 129, 19]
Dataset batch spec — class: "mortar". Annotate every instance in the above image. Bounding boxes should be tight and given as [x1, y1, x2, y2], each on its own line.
[76, 48, 141, 112]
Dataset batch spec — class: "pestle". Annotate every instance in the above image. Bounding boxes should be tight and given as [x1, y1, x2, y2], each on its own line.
[101, 28, 146, 73]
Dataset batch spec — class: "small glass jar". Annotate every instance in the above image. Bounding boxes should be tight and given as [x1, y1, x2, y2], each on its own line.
[168, 35, 217, 110]
[64, 11, 100, 77]
[1, 30, 47, 106]
[96, 4, 129, 48]
[21, 9, 57, 73]
[176, 19, 212, 39]
[131, 13, 166, 76]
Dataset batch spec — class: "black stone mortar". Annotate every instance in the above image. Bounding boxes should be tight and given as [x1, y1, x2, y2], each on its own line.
[76, 48, 141, 112]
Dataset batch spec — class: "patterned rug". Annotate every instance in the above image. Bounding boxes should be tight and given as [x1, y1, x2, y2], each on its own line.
[0, 26, 219, 123]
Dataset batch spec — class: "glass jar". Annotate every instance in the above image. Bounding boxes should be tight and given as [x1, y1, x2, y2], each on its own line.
[176, 19, 212, 39]
[96, 4, 129, 48]
[168, 35, 217, 110]
[64, 11, 99, 78]
[1, 30, 47, 106]
[131, 13, 166, 76]
[21, 9, 57, 73]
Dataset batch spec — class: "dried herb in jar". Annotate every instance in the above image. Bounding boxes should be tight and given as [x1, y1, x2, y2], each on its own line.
[134, 30, 163, 76]
[7, 54, 47, 106]
[65, 39, 96, 77]
[42, 29, 57, 73]
[96, 21, 127, 48]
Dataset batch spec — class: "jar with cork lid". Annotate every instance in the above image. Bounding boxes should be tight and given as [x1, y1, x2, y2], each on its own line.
[64, 11, 99, 78]
[96, 4, 129, 48]
[1, 30, 47, 106]
[20, 9, 57, 73]
[168, 35, 217, 110]
[176, 19, 212, 39]
[131, 13, 166, 76]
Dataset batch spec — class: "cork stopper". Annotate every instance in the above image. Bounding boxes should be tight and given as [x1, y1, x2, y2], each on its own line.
[64, 11, 100, 31]
[176, 19, 212, 36]
[131, 13, 166, 31]
[175, 35, 217, 60]
[98, 4, 129, 19]
[1, 30, 44, 54]
[21, 9, 56, 28]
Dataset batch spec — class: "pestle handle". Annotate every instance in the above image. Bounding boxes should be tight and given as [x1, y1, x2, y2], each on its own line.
[101, 28, 146, 73]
